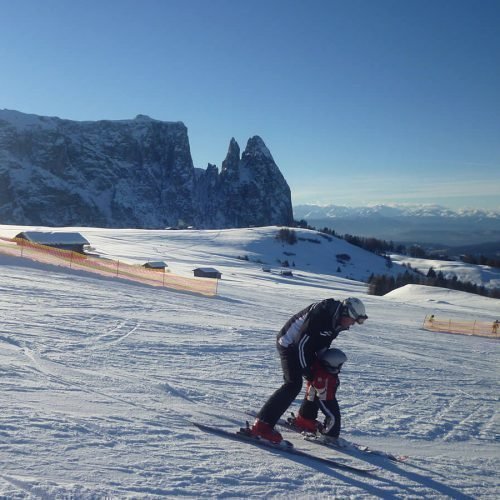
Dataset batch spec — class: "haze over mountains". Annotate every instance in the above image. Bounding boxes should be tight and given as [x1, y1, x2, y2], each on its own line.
[294, 204, 500, 250]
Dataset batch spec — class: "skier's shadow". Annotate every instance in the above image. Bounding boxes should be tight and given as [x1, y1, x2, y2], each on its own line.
[310, 448, 474, 499]
[245, 448, 394, 498]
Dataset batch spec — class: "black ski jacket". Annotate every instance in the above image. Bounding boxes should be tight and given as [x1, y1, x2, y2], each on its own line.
[277, 298, 347, 380]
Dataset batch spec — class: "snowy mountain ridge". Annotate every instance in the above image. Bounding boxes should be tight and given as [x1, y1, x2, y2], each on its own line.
[294, 203, 500, 219]
[294, 203, 500, 246]
[0, 109, 293, 229]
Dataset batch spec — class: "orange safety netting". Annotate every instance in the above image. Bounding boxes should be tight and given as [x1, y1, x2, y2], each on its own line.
[423, 314, 499, 339]
[0, 237, 218, 297]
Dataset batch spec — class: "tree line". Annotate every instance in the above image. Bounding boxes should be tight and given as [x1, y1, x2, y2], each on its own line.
[368, 267, 500, 299]
[459, 254, 500, 269]
[292, 220, 500, 299]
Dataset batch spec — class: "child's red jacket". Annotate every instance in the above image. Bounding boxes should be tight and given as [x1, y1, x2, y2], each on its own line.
[306, 359, 340, 401]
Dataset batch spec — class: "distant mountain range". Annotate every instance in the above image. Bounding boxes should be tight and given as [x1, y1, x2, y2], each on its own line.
[0, 109, 293, 229]
[1, 109, 497, 252]
[294, 204, 500, 250]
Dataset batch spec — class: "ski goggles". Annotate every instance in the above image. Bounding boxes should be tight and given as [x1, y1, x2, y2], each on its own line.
[355, 315, 368, 325]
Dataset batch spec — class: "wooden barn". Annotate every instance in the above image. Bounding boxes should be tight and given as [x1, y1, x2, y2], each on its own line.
[142, 261, 168, 272]
[193, 267, 222, 279]
[15, 231, 90, 254]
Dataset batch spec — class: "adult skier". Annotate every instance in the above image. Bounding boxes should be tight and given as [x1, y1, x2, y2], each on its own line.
[250, 297, 367, 443]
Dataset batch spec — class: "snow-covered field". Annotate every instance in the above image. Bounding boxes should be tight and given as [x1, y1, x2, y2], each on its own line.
[391, 254, 500, 290]
[0, 225, 498, 498]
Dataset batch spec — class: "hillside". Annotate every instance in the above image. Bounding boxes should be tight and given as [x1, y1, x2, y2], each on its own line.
[0, 225, 409, 284]
[390, 254, 500, 290]
[0, 225, 498, 498]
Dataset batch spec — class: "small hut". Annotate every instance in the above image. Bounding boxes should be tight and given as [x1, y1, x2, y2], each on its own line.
[193, 267, 222, 279]
[15, 231, 90, 254]
[143, 261, 168, 272]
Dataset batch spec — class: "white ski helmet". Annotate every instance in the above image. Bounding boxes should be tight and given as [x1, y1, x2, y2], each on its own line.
[319, 348, 347, 374]
[343, 297, 368, 324]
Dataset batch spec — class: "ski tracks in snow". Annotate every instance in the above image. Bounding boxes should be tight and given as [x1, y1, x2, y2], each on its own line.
[87, 318, 142, 348]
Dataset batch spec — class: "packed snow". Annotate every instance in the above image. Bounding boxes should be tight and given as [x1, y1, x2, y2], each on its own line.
[0, 225, 498, 498]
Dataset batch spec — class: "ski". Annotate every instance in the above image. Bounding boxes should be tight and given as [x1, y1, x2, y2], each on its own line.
[246, 411, 406, 463]
[192, 422, 377, 475]
[302, 433, 408, 463]
[280, 415, 407, 463]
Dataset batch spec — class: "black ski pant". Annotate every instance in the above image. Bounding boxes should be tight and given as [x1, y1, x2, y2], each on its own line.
[256, 341, 308, 427]
[300, 396, 341, 437]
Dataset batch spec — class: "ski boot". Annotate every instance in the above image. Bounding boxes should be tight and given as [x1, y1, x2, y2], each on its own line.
[248, 419, 283, 444]
[289, 413, 322, 433]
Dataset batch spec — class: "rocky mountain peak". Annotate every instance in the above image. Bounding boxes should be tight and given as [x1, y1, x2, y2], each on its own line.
[221, 138, 240, 176]
[0, 110, 293, 229]
[242, 135, 274, 162]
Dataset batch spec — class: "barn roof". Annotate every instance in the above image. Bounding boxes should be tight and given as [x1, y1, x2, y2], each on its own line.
[143, 261, 168, 268]
[16, 231, 90, 245]
[193, 267, 220, 273]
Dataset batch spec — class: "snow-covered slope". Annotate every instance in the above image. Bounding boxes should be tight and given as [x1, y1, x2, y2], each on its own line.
[385, 283, 499, 314]
[0, 225, 498, 498]
[0, 225, 410, 283]
[391, 254, 500, 290]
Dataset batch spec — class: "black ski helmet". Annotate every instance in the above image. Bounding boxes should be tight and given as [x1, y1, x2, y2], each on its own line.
[319, 348, 347, 374]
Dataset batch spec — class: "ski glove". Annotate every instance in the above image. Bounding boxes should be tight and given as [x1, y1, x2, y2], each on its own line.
[312, 374, 328, 400]
[311, 366, 339, 401]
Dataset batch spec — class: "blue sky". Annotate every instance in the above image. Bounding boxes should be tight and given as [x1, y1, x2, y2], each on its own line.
[1, 0, 499, 210]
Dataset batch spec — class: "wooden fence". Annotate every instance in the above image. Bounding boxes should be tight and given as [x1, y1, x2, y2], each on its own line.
[423, 314, 499, 339]
[0, 237, 218, 297]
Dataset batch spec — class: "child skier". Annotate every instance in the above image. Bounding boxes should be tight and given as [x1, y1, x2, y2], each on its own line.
[289, 348, 347, 438]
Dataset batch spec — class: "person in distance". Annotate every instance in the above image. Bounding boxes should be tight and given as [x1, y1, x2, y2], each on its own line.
[249, 297, 367, 443]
